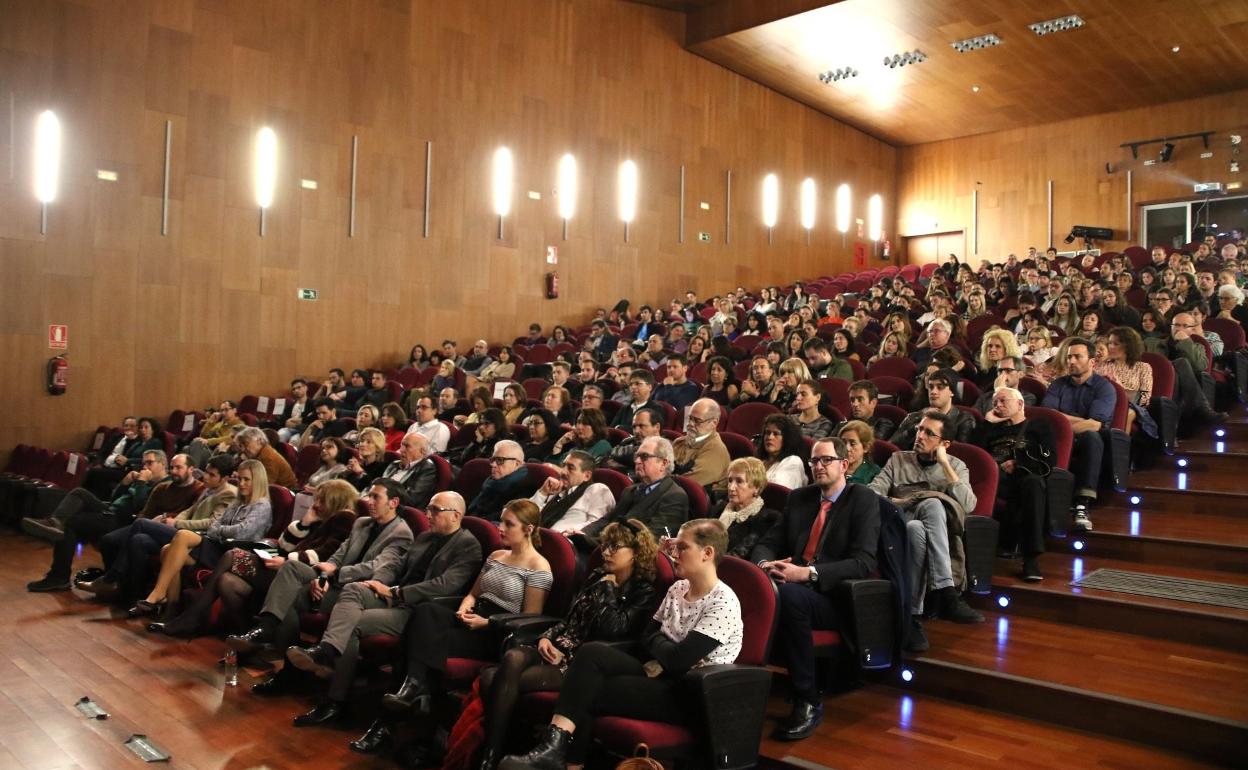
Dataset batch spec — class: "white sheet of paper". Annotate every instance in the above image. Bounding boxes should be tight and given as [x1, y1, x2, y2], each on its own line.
[92, 433, 105, 450]
[273, 398, 287, 415]
[493, 382, 509, 400]
[182, 414, 195, 431]
[67, 454, 79, 474]
[257, 396, 270, 413]
[254, 548, 278, 560]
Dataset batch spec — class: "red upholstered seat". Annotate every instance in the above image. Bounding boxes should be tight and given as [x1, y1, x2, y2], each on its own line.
[452, 458, 492, 503]
[720, 431, 756, 460]
[871, 375, 915, 409]
[591, 467, 632, 501]
[725, 402, 779, 436]
[671, 475, 709, 519]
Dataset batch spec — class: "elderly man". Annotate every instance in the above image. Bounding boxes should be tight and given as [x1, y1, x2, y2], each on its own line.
[753, 437, 881, 740]
[672, 398, 730, 487]
[736, 356, 778, 405]
[405, 394, 451, 453]
[972, 356, 1035, 416]
[238, 426, 297, 488]
[467, 440, 530, 521]
[582, 436, 688, 541]
[912, 319, 953, 371]
[284, 491, 483, 730]
[871, 410, 982, 653]
[605, 405, 664, 475]
[530, 450, 616, 532]
[78, 453, 213, 601]
[1162, 313, 1227, 425]
[579, 383, 606, 413]
[28, 450, 198, 592]
[380, 433, 438, 509]
[227, 478, 415, 663]
[890, 369, 977, 448]
[460, 340, 494, 377]
[971, 387, 1055, 582]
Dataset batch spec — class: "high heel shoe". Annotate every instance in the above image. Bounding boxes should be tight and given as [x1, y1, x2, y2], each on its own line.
[127, 598, 166, 618]
[381, 675, 432, 714]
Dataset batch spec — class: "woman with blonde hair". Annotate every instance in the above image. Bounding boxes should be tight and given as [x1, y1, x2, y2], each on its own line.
[867, 331, 910, 367]
[346, 427, 389, 492]
[129, 459, 273, 617]
[975, 328, 1022, 390]
[714, 457, 782, 558]
[1022, 326, 1057, 366]
[1050, 292, 1081, 336]
[771, 357, 811, 412]
[838, 420, 881, 484]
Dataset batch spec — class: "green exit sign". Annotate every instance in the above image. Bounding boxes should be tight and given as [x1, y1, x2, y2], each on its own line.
[698, 232, 711, 242]
[297, 288, 319, 301]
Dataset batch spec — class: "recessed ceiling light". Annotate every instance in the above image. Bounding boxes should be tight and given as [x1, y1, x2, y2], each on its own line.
[1171, 45, 1181, 53]
[971, 85, 980, 93]
[1028, 14, 1085, 36]
[951, 33, 1002, 53]
[883, 50, 928, 68]
[818, 67, 859, 84]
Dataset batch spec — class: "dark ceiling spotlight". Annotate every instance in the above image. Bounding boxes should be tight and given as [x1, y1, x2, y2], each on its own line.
[1159, 142, 1175, 163]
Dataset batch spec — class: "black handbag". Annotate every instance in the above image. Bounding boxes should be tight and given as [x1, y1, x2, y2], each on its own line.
[1007, 435, 1052, 477]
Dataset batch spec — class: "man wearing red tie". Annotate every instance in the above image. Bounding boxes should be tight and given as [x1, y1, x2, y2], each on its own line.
[751, 437, 881, 741]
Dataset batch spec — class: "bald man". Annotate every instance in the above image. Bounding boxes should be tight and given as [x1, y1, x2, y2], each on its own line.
[672, 398, 731, 487]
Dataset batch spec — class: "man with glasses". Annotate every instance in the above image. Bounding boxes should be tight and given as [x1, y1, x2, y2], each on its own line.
[1161, 313, 1227, 426]
[27, 450, 187, 592]
[610, 369, 657, 430]
[467, 440, 530, 521]
[380, 433, 438, 509]
[529, 450, 616, 533]
[672, 398, 730, 487]
[405, 394, 450, 453]
[605, 405, 664, 475]
[735, 356, 778, 405]
[911, 319, 952, 371]
[972, 356, 1035, 416]
[870, 410, 982, 654]
[752, 437, 881, 741]
[890, 369, 976, 449]
[579, 384, 606, 412]
[286, 491, 482, 734]
[583, 437, 687, 542]
[1151, 290, 1176, 324]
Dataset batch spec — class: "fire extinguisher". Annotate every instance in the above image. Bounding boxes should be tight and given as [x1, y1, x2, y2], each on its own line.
[545, 271, 559, 299]
[46, 355, 68, 396]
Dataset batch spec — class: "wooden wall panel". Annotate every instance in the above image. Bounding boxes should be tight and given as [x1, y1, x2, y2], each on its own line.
[0, 0, 896, 458]
[898, 89, 1248, 260]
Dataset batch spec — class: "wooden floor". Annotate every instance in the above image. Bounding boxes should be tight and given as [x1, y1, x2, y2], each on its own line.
[5, 413, 1248, 768]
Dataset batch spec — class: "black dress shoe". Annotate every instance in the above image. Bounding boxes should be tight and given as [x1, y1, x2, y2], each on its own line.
[936, 587, 984, 624]
[286, 643, 339, 679]
[348, 718, 394, 755]
[382, 675, 433, 714]
[252, 670, 298, 697]
[27, 575, 71, 593]
[772, 699, 823, 741]
[905, 617, 930, 653]
[293, 700, 346, 727]
[1021, 556, 1043, 582]
[126, 598, 166, 618]
[146, 619, 197, 638]
[226, 626, 273, 654]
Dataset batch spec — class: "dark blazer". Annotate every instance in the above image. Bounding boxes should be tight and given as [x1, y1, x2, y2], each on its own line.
[380, 526, 484, 605]
[751, 482, 881, 594]
[467, 466, 531, 521]
[381, 458, 438, 509]
[711, 500, 782, 559]
[584, 475, 688, 540]
[326, 514, 414, 584]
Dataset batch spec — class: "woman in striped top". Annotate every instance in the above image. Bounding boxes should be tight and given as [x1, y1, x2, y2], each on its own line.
[380, 499, 553, 715]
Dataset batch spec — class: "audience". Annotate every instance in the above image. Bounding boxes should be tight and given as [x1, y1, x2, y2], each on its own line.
[672, 398, 731, 487]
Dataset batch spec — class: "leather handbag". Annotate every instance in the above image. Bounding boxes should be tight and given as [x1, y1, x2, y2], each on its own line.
[615, 744, 664, 770]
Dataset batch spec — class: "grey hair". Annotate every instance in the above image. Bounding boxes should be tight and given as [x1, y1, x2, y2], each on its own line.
[644, 436, 676, 465]
[143, 449, 168, 465]
[927, 318, 952, 334]
[493, 439, 524, 461]
[1218, 283, 1245, 305]
[238, 426, 268, 446]
[993, 386, 1025, 403]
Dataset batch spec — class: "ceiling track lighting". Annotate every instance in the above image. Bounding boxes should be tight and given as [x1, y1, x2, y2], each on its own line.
[883, 49, 928, 69]
[1029, 14, 1085, 36]
[817, 67, 859, 84]
[951, 33, 1002, 53]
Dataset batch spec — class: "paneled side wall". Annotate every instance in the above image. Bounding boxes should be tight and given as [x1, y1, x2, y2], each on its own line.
[897, 89, 1248, 262]
[0, 0, 896, 456]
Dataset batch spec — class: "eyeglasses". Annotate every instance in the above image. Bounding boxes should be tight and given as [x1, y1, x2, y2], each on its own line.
[141, 459, 160, 466]
[687, 415, 715, 426]
[915, 426, 941, 438]
[809, 455, 844, 467]
[427, 505, 460, 514]
[635, 452, 665, 463]
[488, 457, 521, 466]
[997, 367, 1017, 373]
[762, 430, 783, 438]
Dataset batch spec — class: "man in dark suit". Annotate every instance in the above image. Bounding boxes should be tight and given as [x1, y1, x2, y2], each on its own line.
[581, 436, 689, 541]
[752, 437, 881, 741]
[379, 432, 438, 509]
[285, 491, 484, 731]
[227, 478, 414, 662]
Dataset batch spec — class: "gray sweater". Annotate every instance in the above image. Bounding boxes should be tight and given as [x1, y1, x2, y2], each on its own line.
[867, 451, 977, 515]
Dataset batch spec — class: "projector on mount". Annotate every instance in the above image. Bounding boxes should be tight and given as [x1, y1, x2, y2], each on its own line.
[1193, 182, 1224, 194]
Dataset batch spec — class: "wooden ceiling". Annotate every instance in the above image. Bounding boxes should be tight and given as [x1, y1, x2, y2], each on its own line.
[643, 0, 1248, 146]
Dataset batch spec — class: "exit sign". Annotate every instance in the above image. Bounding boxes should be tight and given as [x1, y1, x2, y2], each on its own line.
[297, 288, 319, 301]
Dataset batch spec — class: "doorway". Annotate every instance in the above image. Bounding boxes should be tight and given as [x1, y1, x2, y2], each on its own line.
[902, 230, 966, 266]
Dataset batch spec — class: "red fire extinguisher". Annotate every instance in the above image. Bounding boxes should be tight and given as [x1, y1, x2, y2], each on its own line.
[545, 271, 559, 299]
[46, 355, 68, 395]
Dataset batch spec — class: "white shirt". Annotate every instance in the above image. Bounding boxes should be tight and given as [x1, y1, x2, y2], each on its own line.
[655, 579, 743, 667]
[765, 455, 808, 490]
[529, 482, 616, 533]
[406, 419, 450, 453]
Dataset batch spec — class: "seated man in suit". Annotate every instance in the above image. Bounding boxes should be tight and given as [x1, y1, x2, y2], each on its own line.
[604, 405, 664, 475]
[379, 432, 438, 509]
[870, 409, 982, 654]
[283, 491, 484, 729]
[467, 440, 530, 521]
[752, 437, 881, 741]
[227, 478, 414, 664]
[581, 436, 688, 541]
[672, 398, 730, 487]
[529, 450, 616, 533]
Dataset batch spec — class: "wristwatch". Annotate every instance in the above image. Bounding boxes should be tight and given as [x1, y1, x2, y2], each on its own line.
[808, 565, 820, 584]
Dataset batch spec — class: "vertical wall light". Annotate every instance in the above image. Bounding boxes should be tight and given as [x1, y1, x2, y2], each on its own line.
[492, 146, 514, 240]
[557, 152, 577, 240]
[254, 126, 277, 236]
[34, 109, 61, 234]
[800, 177, 816, 245]
[835, 183, 851, 246]
[618, 159, 638, 242]
[762, 173, 779, 244]
[868, 193, 883, 243]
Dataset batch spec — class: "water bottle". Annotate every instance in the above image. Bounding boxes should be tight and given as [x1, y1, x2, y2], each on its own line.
[224, 650, 239, 687]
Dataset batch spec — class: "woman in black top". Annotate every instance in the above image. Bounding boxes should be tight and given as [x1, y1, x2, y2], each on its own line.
[459, 408, 510, 467]
[713, 458, 781, 558]
[345, 427, 390, 492]
[520, 409, 560, 463]
[474, 520, 659, 770]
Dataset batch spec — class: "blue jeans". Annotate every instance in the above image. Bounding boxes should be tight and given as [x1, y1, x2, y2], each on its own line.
[100, 517, 178, 597]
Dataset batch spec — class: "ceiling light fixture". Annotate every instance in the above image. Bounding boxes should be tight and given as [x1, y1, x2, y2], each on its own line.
[1029, 14, 1085, 36]
[1159, 142, 1175, 163]
[817, 67, 859, 84]
[951, 33, 1002, 53]
[883, 50, 927, 69]
[972, 85, 980, 93]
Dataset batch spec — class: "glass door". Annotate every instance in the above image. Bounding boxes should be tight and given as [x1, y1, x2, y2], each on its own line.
[1142, 203, 1189, 251]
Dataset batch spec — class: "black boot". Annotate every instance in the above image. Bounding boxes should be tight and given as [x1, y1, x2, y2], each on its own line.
[381, 675, 432, 714]
[348, 718, 394, 754]
[498, 725, 572, 770]
[477, 748, 499, 770]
